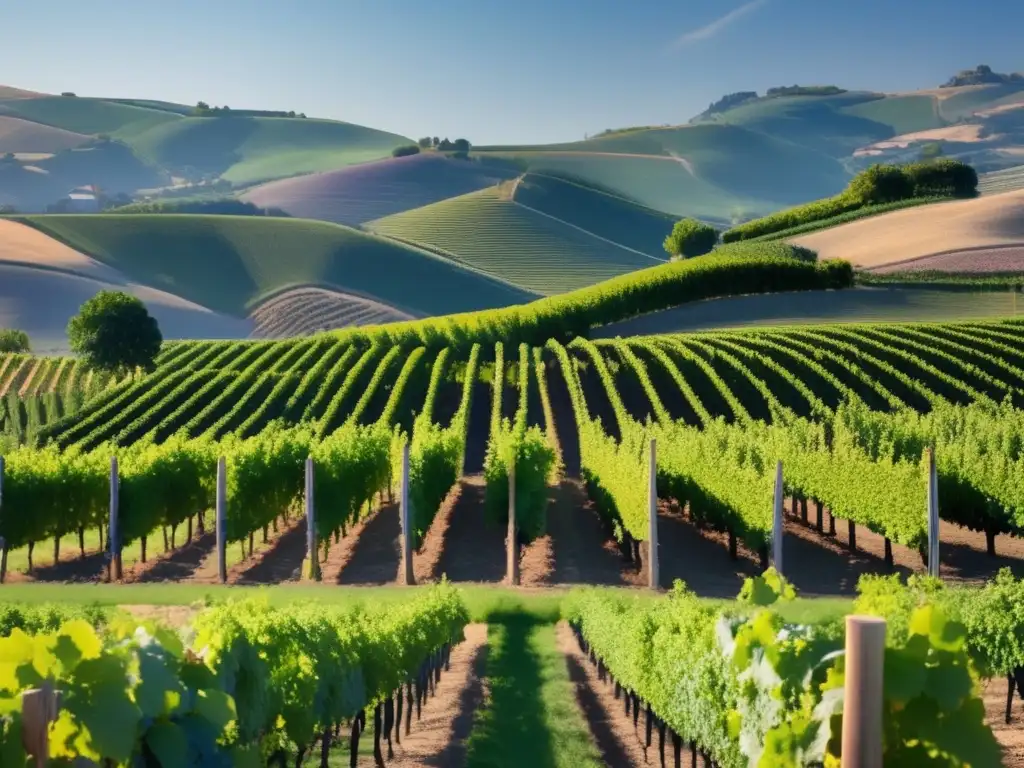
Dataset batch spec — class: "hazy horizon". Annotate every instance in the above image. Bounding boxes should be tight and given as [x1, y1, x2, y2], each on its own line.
[2, 0, 1022, 144]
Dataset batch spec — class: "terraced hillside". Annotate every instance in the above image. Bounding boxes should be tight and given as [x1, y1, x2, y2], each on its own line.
[979, 164, 1024, 195]
[242, 153, 519, 226]
[367, 185, 664, 294]
[15, 213, 536, 320]
[250, 287, 416, 338]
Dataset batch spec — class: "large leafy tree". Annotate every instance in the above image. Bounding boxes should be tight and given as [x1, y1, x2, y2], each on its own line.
[67, 291, 162, 374]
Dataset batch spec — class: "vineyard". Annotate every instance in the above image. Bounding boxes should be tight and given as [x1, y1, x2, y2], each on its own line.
[0, 317, 1022, 595]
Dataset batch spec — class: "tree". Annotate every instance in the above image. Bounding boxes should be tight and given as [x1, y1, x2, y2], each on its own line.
[431, 136, 440, 148]
[847, 164, 913, 204]
[663, 218, 718, 259]
[392, 144, 421, 158]
[0, 329, 29, 353]
[67, 291, 162, 374]
[417, 137, 433, 148]
[453, 138, 471, 152]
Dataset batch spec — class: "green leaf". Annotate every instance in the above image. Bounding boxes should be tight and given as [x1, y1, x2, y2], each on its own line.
[136, 648, 184, 718]
[883, 650, 926, 704]
[57, 620, 103, 661]
[195, 688, 236, 732]
[68, 682, 141, 762]
[145, 721, 189, 768]
[923, 662, 973, 712]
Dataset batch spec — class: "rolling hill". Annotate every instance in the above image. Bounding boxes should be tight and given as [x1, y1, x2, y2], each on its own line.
[14, 213, 536, 319]
[0, 116, 90, 155]
[0, 219, 249, 350]
[511, 172, 678, 256]
[125, 115, 412, 186]
[242, 153, 518, 226]
[789, 188, 1024, 269]
[475, 122, 851, 219]
[366, 184, 665, 294]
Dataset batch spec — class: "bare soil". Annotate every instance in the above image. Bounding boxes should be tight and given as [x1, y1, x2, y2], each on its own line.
[431, 476, 506, 583]
[557, 621, 709, 768]
[791, 188, 1024, 268]
[383, 624, 489, 768]
[984, 676, 1024, 768]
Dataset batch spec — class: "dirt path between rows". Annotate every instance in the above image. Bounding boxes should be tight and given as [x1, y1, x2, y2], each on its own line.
[557, 621, 708, 768]
[384, 624, 489, 768]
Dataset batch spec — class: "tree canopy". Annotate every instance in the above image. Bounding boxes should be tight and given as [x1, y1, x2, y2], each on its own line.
[67, 291, 162, 374]
[0, 329, 29, 353]
[663, 218, 719, 259]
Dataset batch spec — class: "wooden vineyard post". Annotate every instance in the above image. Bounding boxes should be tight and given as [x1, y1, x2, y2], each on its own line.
[216, 456, 227, 584]
[507, 460, 519, 586]
[306, 456, 321, 582]
[927, 446, 940, 578]
[109, 456, 122, 581]
[771, 460, 784, 576]
[0, 455, 6, 584]
[841, 616, 886, 767]
[21, 685, 62, 768]
[400, 441, 415, 586]
[648, 437, 659, 590]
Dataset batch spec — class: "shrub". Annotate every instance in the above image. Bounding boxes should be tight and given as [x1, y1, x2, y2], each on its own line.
[663, 218, 718, 258]
[392, 145, 421, 158]
[723, 159, 979, 242]
[902, 158, 978, 198]
[848, 164, 914, 204]
[0, 329, 29, 352]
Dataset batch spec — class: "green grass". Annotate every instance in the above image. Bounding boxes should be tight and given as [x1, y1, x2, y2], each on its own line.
[368, 186, 666, 294]
[0, 582, 848, 625]
[17, 213, 536, 317]
[840, 94, 943, 135]
[593, 288, 1024, 336]
[512, 173, 678, 256]
[126, 116, 412, 185]
[0, 96, 180, 138]
[465, 616, 603, 768]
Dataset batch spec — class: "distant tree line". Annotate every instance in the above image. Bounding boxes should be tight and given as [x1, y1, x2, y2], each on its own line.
[942, 65, 1023, 88]
[0, 330, 29, 353]
[416, 137, 471, 153]
[193, 102, 306, 118]
[107, 197, 289, 217]
[700, 85, 846, 118]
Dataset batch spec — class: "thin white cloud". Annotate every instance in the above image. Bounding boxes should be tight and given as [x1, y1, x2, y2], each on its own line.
[671, 0, 768, 48]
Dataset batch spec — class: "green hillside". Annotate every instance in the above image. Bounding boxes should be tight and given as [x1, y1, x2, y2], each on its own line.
[511, 172, 677, 255]
[476, 123, 849, 219]
[17, 214, 536, 316]
[839, 94, 943, 135]
[126, 116, 412, 185]
[937, 83, 1024, 121]
[0, 96, 180, 138]
[367, 185, 664, 294]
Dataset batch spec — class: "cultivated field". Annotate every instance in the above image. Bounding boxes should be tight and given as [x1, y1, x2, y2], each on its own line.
[243, 153, 519, 226]
[127, 115, 412, 185]
[15, 213, 536, 319]
[790, 188, 1024, 267]
[0, 115, 89, 154]
[367, 186, 663, 294]
[250, 286, 417, 338]
[595, 286, 1024, 336]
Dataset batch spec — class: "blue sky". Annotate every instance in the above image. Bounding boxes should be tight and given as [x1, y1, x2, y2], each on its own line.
[2, 0, 1021, 144]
